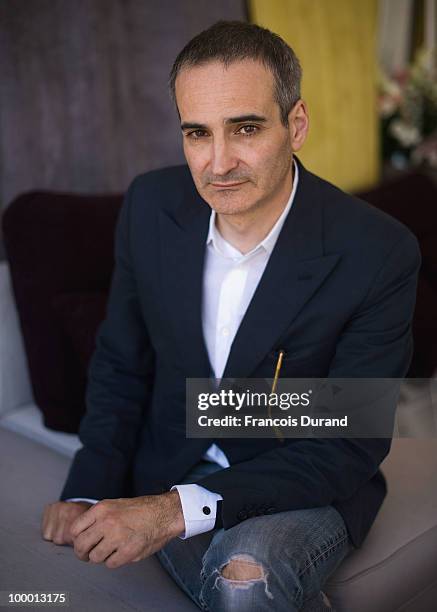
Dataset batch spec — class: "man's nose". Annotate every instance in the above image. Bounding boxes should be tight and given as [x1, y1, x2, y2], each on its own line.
[210, 138, 238, 176]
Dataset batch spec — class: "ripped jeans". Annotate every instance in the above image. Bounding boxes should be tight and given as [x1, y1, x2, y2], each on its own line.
[155, 460, 353, 611]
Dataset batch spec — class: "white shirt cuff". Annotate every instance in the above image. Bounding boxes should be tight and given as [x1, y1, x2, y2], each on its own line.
[170, 484, 223, 540]
[65, 497, 99, 504]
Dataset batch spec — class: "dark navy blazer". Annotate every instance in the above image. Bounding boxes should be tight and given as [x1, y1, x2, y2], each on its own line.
[60, 157, 421, 548]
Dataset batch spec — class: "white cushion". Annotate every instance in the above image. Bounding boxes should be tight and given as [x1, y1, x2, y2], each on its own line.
[0, 261, 33, 415]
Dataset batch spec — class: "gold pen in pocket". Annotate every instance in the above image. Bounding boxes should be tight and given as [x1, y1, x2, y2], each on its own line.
[269, 349, 286, 443]
[271, 349, 286, 394]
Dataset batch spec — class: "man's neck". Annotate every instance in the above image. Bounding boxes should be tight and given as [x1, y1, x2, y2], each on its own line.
[215, 166, 294, 255]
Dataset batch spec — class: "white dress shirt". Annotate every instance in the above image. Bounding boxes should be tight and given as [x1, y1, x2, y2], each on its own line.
[68, 161, 299, 540]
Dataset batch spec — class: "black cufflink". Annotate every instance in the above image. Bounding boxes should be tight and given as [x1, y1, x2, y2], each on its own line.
[202, 505, 211, 515]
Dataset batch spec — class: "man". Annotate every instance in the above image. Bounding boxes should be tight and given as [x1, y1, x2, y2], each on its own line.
[41, 21, 420, 611]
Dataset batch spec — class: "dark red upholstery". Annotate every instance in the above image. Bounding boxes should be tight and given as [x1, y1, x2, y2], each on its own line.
[2, 191, 122, 432]
[51, 291, 108, 372]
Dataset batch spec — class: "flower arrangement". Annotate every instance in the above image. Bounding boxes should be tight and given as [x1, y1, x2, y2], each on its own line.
[379, 48, 437, 169]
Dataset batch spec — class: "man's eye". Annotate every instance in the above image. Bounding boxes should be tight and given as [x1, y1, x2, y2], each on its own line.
[187, 130, 208, 139]
[238, 125, 259, 136]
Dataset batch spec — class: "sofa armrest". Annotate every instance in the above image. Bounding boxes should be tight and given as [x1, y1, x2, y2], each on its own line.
[0, 261, 33, 415]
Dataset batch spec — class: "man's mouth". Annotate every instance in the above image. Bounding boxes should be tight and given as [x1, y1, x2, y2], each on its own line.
[210, 181, 247, 188]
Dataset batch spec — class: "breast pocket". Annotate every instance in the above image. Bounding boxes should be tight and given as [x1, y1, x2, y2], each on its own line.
[261, 344, 334, 378]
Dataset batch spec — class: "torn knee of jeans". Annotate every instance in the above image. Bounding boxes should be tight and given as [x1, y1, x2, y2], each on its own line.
[214, 554, 274, 600]
[220, 553, 264, 581]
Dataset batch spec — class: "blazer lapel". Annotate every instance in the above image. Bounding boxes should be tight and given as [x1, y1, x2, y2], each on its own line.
[158, 184, 212, 378]
[221, 159, 341, 379]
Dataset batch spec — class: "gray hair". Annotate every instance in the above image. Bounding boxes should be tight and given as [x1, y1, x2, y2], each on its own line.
[169, 20, 302, 127]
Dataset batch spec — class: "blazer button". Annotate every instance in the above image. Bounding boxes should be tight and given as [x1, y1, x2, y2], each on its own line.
[202, 506, 211, 515]
[237, 510, 248, 520]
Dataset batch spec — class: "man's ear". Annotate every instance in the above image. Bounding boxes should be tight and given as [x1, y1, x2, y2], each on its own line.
[288, 99, 309, 152]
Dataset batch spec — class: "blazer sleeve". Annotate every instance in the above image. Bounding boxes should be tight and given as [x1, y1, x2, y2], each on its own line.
[59, 177, 155, 501]
[195, 230, 422, 530]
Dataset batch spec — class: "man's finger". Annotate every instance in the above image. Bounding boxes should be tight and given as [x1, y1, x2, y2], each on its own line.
[53, 524, 68, 546]
[73, 528, 104, 562]
[70, 508, 96, 539]
[42, 505, 55, 540]
[104, 547, 129, 570]
[60, 522, 74, 546]
[88, 538, 118, 564]
[104, 539, 144, 570]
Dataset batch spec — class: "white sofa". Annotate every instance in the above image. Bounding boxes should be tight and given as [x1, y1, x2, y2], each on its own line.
[2, 258, 437, 611]
[0, 260, 81, 457]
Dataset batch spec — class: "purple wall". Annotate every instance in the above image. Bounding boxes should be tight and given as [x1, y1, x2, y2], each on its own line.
[0, 0, 247, 258]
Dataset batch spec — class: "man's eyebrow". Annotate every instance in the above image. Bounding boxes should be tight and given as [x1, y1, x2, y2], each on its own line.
[180, 115, 267, 131]
[180, 122, 207, 131]
[225, 114, 267, 124]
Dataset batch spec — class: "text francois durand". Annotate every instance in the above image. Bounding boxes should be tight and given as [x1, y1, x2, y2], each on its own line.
[196, 389, 348, 428]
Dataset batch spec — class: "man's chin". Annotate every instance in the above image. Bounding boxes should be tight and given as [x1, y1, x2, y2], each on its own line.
[208, 199, 251, 215]
[201, 190, 254, 215]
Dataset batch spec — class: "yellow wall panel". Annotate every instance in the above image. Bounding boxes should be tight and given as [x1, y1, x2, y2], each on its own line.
[249, 0, 380, 192]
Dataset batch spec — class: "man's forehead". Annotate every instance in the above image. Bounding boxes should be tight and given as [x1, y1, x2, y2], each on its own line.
[175, 59, 276, 120]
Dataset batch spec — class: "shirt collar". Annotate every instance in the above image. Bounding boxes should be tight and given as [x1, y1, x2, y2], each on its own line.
[206, 159, 299, 259]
